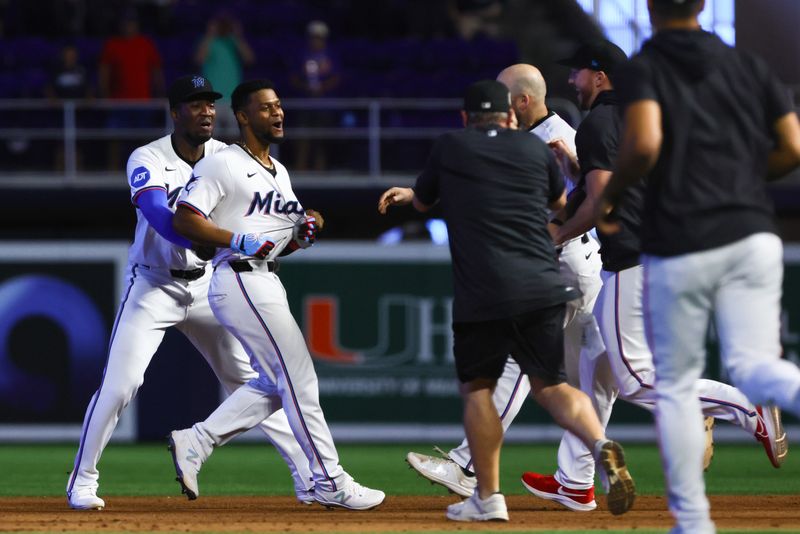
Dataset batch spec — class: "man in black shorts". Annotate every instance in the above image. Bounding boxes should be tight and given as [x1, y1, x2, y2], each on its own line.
[378, 80, 635, 522]
[597, 1, 800, 532]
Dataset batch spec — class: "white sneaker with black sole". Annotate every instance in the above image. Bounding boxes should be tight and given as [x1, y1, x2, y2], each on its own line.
[167, 429, 203, 500]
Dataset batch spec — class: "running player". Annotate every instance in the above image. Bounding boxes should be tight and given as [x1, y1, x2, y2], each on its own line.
[598, 1, 800, 532]
[168, 79, 384, 510]
[66, 75, 313, 511]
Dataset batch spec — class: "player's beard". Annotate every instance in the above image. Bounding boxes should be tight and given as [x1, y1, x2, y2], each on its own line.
[255, 129, 285, 145]
[187, 130, 213, 147]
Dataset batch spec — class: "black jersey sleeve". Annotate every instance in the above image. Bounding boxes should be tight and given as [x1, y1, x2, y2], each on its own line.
[616, 57, 658, 109]
[575, 112, 619, 175]
[546, 149, 565, 203]
[413, 137, 443, 206]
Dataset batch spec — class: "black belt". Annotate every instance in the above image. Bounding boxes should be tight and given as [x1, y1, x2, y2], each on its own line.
[169, 267, 206, 281]
[228, 259, 277, 273]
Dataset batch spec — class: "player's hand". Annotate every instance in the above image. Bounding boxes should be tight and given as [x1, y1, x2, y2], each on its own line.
[291, 215, 318, 249]
[305, 209, 324, 231]
[191, 243, 217, 261]
[378, 187, 414, 214]
[230, 232, 275, 259]
[594, 198, 621, 235]
[548, 138, 580, 179]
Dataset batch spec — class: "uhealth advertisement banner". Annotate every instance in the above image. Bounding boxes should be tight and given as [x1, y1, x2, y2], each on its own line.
[0, 241, 798, 442]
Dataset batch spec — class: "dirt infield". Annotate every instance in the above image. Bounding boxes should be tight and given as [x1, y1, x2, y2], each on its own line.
[2, 495, 799, 532]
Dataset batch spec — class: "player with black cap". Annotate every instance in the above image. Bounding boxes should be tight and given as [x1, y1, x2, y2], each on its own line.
[66, 75, 315, 510]
[378, 79, 635, 522]
[598, 1, 800, 533]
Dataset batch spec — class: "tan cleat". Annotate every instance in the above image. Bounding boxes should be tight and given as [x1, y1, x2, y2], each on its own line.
[703, 416, 715, 471]
[755, 405, 788, 468]
[596, 440, 636, 515]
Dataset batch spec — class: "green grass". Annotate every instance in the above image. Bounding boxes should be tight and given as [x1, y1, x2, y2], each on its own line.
[3, 442, 799, 498]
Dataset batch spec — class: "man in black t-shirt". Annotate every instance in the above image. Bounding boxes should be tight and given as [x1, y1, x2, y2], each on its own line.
[598, 1, 800, 533]
[378, 80, 635, 522]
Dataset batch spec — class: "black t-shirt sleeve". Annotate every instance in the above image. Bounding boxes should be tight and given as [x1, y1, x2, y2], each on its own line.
[616, 57, 658, 108]
[760, 63, 795, 125]
[576, 112, 618, 175]
[413, 137, 443, 206]
[546, 150, 565, 203]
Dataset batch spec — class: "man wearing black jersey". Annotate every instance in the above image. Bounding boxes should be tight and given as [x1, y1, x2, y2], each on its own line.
[599, 1, 800, 532]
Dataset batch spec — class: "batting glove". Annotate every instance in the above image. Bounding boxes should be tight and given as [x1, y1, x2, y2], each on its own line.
[291, 215, 317, 249]
[230, 232, 275, 259]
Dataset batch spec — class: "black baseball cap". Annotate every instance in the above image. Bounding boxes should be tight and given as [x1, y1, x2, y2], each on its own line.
[557, 40, 628, 74]
[168, 75, 223, 108]
[463, 80, 511, 112]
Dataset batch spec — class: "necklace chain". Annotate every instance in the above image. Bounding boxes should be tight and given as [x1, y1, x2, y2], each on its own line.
[238, 142, 274, 169]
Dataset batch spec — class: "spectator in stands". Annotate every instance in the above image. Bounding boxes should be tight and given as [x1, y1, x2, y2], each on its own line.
[98, 10, 163, 100]
[448, 0, 505, 40]
[98, 10, 164, 169]
[194, 9, 254, 138]
[46, 44, 92, 100]
[289, 20, 341, 171]
[46, 43, 92, 171]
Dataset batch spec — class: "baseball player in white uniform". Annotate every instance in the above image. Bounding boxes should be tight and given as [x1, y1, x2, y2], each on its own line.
[167, 79, 384, 510]
[66, 76, 313, 511]
[406, 64, 611, 509]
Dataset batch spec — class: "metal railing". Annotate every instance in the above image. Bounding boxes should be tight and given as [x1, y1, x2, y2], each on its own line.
[0, 97, 582, 186]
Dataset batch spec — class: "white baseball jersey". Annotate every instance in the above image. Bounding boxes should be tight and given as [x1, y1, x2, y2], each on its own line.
[178, 144, 304, 265]
[531, 111, 578, 192]
[126, 134, 228, 270]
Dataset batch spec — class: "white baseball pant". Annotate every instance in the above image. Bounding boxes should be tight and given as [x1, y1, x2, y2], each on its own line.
[68, 264, 313, 497]
[202, 261, 347, 491]
[644, 232, 800, 533]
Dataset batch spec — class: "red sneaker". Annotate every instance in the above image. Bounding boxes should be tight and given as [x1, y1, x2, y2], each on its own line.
[755, 405, 788, 468]
[520, 472, 596, 512]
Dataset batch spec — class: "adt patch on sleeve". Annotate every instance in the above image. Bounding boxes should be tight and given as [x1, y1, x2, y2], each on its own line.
[130, 166, 151, 187]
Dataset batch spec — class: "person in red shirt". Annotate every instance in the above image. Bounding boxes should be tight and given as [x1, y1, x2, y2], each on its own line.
[99, 13, 163, 100]
[99, 12, 165, 169]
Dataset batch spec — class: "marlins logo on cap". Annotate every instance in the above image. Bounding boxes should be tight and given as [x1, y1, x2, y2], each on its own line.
[168, 74, 223, 108]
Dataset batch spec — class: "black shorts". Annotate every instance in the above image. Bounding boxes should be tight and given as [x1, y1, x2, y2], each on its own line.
[452, 304, 566, 384]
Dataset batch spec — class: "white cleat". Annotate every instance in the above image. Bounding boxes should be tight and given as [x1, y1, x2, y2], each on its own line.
[167, 429, 202, 500]
[446, 492, 508, 522]
[405, 448, 477, 498]
[297, 487, 316, 505]
[315, 476, 385, 510]
[67, 486, 105, 510]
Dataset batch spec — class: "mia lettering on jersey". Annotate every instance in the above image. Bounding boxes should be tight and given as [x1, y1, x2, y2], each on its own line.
[245, 191, 304, 217]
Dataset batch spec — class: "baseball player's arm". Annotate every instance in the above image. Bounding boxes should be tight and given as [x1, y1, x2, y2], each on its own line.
[552, 169, 610, 245]
[377, 187, 434, 214]
[767, 111, 800, 179]
[596, 100, 662, 233]
[173, 205, 234, 247]
[137, 189, 192, 248]
[548, 138, 580, 184]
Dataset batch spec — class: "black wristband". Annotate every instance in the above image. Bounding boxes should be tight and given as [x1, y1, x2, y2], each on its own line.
[550, 218, 564, 226]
